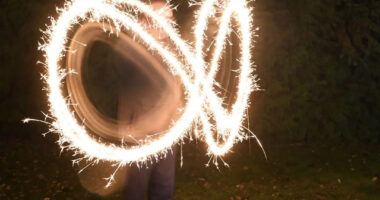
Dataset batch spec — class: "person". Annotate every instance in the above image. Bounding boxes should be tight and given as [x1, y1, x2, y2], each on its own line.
[117, 1, 180, 199]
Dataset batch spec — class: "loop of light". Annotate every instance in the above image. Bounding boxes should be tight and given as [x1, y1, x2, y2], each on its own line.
[37, 0, 258, 165]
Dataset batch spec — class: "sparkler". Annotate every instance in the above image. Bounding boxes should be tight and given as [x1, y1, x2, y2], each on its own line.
[26, 0, 263, 186]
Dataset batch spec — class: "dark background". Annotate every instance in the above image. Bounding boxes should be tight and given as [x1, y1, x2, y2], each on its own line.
[1, 0, 380, 199]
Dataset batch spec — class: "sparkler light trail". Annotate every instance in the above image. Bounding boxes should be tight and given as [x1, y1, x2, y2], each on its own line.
[26, 0, 263, 186]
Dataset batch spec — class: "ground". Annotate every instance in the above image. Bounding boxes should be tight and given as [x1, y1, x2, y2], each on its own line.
[0, 126, 379, 200]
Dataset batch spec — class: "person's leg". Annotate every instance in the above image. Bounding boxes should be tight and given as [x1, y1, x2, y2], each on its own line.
[147, 148, 177, 200]
[123, 163, 153, 200]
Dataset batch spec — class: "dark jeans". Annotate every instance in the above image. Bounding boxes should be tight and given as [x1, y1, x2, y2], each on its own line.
[123, 149, 176, 200]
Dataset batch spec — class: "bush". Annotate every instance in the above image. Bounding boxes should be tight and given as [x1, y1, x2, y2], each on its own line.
[251, 0, 380, 143]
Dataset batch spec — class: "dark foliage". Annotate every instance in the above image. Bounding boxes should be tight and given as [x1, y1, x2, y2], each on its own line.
[0, 0, 57, 123]
[251, 0, 380, 143]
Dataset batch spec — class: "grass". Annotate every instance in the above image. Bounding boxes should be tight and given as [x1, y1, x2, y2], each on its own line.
[175, 142, 380, 200]
[0, 127, 379, 199]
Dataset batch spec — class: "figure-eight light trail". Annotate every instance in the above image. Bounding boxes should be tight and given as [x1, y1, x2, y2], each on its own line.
[24, 0, 263, 186]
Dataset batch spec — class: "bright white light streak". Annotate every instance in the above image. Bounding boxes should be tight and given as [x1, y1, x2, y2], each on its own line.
[32, 0, 262, 186]
[196, 0, 258, 156]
